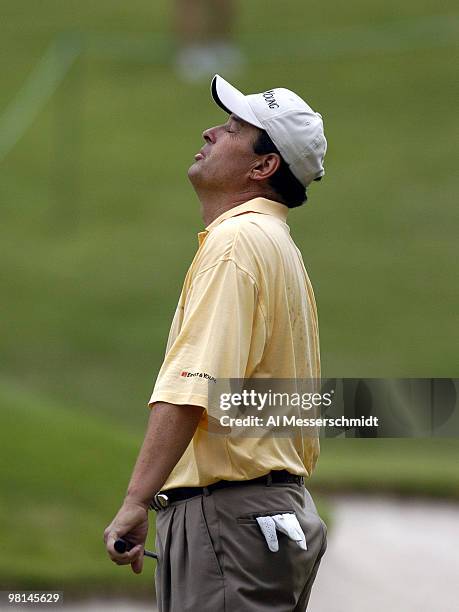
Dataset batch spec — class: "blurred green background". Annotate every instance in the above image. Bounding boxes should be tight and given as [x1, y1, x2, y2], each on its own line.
[0, 0, 458, 599]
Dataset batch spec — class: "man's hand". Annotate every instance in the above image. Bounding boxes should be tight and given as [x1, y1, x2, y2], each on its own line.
[104, 499, 149, 574]
[103, 402, 203, 574]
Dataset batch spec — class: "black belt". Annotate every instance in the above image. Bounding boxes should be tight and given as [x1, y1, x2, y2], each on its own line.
[150, 470, 304, 510]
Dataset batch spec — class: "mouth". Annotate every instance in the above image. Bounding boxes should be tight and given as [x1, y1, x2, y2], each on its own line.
[194, 148, 207, 161]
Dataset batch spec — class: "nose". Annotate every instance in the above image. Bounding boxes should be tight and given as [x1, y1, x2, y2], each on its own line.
[202, 125, 217, 144]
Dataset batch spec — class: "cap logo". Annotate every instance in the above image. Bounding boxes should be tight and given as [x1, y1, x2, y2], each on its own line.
[262, 90, 279, 110]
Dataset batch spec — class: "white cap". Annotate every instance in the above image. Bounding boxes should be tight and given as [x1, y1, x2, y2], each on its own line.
[211, 74, 327, 188]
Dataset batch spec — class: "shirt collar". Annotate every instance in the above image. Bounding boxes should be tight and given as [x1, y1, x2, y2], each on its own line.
[204, 197, 289, 232]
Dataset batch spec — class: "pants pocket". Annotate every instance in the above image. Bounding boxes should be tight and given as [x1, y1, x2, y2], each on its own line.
[236, 508, 295, 524]
[199, 496, 224, 577]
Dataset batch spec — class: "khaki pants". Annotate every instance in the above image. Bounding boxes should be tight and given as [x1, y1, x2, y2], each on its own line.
[155, 482, 327, 611]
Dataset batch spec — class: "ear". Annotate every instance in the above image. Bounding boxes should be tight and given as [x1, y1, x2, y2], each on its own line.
[250, 153, 281, 182]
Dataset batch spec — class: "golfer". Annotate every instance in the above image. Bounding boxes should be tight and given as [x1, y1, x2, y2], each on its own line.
[104, 74, 328, 611]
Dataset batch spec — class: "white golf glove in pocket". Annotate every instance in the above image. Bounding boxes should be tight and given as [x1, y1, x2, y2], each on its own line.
[256, 513, 307, 552]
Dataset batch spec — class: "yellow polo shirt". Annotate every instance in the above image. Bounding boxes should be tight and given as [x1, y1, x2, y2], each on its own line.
[148, 197, 320, 489]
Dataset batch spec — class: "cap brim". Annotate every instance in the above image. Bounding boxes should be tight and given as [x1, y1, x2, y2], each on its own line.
[211, 75, 263, 129]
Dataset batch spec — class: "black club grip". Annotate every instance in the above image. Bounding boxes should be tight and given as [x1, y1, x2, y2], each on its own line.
[114, 538, 130, 553]
[113, 537, 158, 560]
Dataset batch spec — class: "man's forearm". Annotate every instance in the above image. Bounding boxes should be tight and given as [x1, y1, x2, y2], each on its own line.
[125, 402, 204, 508]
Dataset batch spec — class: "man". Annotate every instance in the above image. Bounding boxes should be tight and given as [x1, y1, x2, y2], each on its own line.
[175, 0, 242, 81]
[104, 75, 327, 611]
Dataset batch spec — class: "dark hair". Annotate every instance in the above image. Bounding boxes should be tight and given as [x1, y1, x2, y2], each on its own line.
[253, 130, 307, 208]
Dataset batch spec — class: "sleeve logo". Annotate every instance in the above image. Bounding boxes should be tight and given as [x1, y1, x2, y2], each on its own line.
[180, 370, 217, 383]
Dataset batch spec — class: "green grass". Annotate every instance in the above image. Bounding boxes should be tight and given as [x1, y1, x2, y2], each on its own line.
[310, 439, 459, 499]
[0, 0, 458, 595]
[0, 380, 156, 594]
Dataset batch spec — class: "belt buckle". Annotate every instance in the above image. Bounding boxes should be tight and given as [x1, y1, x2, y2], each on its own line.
[151, 492, 169, 511]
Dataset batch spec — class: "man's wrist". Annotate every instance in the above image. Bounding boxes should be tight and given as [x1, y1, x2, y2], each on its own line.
[123, 493, 152, 512]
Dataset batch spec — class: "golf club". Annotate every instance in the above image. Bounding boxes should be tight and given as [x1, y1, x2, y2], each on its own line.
[114, 538, 158, 560]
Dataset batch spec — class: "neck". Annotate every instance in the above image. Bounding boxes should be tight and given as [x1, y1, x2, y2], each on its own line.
[195, 186, 277, 226]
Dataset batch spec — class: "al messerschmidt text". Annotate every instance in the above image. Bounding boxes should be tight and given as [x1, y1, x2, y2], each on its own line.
[219, 415, 380, 428]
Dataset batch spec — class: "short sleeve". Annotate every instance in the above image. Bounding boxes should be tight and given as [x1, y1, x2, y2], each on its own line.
[148, 258, 266, 410]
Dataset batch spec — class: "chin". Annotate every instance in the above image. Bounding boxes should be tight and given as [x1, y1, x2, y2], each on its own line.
[187, 162, 202, 185]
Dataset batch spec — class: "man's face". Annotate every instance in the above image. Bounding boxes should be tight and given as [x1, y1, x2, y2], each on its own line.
[188, 114, 261, 191]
